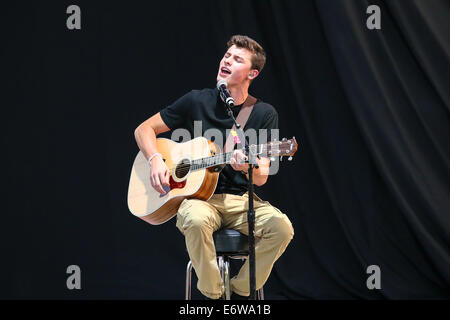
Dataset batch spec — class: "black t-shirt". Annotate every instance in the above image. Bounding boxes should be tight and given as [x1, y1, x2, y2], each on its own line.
[159, 88, 278, 195]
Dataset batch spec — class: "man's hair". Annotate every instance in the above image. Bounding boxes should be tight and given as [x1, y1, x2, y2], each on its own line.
[227, 35, 266, 73]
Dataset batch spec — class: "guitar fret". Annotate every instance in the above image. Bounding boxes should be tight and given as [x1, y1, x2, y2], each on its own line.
[188, 141, 279, 172]
[189, 152, 232, 172]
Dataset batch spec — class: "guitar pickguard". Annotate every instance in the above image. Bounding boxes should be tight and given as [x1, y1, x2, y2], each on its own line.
[169, 175, 186, 190]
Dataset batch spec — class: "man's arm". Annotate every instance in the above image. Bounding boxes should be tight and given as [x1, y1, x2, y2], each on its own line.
[134, 112, 171, 194]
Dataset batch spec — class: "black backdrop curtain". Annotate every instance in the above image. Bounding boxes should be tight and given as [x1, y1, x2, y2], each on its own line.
[2, 0, 449, 299]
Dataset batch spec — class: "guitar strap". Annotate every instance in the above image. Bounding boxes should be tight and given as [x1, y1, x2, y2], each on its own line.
[223, 94, 257, 153]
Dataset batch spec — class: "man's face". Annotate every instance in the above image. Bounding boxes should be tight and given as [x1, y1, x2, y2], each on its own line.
[216, 45, 256, 87]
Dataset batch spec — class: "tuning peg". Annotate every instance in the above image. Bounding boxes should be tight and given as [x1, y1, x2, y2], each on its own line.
[280, 156, 283, 162]
[288, 156, 293, 161]
[282, 137, 287, 141]
[270, 157, 275, 162]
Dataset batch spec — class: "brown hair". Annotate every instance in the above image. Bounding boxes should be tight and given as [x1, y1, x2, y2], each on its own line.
[227, 35, 266, 72]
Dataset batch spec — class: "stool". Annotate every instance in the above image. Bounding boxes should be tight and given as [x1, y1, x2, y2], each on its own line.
[185, 228, 264, 300]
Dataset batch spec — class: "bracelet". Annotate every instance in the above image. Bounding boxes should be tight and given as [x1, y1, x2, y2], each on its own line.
[148, 152, 162, 165]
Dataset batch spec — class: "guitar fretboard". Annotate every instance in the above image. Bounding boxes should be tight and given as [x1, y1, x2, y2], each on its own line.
[190, 151, 235, 171]
[177, 138, 291, 173]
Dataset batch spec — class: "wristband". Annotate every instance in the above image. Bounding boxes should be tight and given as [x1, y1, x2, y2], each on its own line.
[148, 152, 162, 165]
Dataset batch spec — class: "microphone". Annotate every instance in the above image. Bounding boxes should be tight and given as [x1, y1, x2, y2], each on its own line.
[217, 80, 235, 107]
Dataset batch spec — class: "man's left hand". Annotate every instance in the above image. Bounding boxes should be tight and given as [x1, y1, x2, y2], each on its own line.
[229, 150, 248, 172]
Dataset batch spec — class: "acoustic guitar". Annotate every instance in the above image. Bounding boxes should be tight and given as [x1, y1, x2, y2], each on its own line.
[127, 136, 298, 225]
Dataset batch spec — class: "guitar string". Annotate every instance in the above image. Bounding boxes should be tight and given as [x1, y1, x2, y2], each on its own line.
[155, 146, 286, 172]
[162, 153, 234, 171]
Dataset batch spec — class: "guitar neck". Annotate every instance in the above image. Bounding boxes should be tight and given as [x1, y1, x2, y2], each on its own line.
[190, 150, 238, 171]
[188, 137, 297, 172]
[190, 142, 267, 171]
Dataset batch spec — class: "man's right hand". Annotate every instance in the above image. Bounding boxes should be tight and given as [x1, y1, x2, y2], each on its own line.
[150, 155, 170, 195]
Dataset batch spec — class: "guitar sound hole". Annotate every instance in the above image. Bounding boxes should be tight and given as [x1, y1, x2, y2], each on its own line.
[175, 159, 191, 179]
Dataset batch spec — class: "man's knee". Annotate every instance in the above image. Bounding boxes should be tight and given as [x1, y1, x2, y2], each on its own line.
[177, 199, 215, 233]
[268, 214, 294, 244]
[184, 214, 210, 231]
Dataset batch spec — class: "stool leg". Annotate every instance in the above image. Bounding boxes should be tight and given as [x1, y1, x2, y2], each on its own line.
[257, 286, 264, 300]
[224, 257, 231, 300]
[218, 255, 225, 299]
[217, 255, 224, 283]
[185, 260, 193, 300]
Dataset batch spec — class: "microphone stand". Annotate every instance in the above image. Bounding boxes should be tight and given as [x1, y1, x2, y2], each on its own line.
[224, 102, 257, 300]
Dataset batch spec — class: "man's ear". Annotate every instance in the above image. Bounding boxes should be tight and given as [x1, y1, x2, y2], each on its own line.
[248, 69, 259, 80]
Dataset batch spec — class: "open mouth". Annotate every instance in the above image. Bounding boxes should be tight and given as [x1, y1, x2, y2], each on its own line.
[220, 67, 232, 76]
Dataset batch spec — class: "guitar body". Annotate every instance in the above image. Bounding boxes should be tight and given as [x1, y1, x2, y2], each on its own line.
[127, 135, 298, 226]
[127, 137, 222, 225]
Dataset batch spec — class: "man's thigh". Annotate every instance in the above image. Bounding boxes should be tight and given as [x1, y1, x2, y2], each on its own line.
[221, 194, 293, 238]
[176, 198, 222, 234]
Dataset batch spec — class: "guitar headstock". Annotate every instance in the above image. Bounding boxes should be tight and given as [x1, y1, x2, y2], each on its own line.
[264, 137, 298, 161]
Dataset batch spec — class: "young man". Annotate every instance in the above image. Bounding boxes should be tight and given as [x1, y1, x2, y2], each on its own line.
[134, 35, 294, 299]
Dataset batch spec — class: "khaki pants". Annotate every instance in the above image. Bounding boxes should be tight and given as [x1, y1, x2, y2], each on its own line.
[176, 192, 294, 299]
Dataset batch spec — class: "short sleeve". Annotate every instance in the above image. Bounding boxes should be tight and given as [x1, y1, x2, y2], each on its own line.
[159, 91, 193, 130]
[260, 110, 279, 143]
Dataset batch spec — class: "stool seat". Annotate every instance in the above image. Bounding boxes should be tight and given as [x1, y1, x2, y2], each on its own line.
[213, 229, 249, 255]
